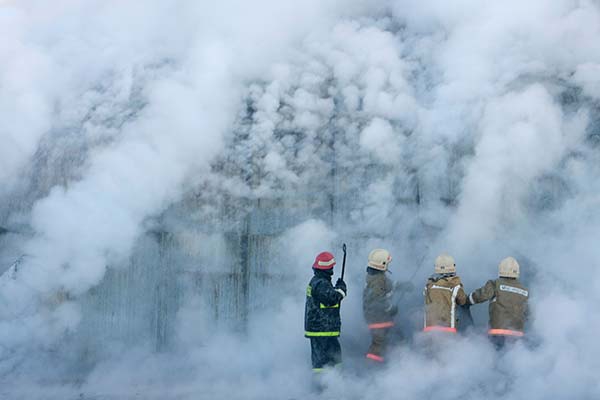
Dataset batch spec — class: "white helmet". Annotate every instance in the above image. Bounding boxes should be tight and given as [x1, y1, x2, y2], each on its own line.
[434, 253, 456, 274]
[368, 249, 392, 271]
[498, 256, 520, 278]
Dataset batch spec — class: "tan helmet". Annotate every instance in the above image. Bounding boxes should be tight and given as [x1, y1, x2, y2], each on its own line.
[498, 256, 520, 278]
[368, 249, 392, 271]
[434, 253, 456, 274]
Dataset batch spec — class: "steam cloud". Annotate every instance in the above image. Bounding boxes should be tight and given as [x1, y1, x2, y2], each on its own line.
[1, 0, 600, 398]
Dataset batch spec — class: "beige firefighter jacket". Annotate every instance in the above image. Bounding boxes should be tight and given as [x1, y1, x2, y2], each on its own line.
[363, 268, 397, 328]
[469, 277, 529, 335]
[423, 274, 468, 332]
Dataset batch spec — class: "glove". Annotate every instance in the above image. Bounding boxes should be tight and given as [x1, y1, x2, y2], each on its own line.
[335, 278, 347, 296]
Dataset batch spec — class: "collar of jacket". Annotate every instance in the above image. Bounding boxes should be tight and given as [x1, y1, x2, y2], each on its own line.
[429, 272, 456, 282]
[313, 268, 334, 278]
[366, 267, 385, 275]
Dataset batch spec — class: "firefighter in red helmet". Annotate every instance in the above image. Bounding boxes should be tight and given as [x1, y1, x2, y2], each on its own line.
[304, 251, 347, 373]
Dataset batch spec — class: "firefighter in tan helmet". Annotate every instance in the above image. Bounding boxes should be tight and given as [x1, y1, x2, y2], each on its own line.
[362, 249, 397, 363]
[467, 256, 529, 349]
[423, 254, 468, 333]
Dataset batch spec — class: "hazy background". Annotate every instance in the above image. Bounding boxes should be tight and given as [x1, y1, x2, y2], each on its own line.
[1, 0, 600, 398]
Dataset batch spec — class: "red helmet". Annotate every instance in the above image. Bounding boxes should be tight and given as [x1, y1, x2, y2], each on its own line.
[313, 252, 336, 270]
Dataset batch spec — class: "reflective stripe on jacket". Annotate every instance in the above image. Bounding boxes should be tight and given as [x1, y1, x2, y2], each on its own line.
[423, 274, 467, 330]
[423, 326, 457, 333]
[488, 328, 524, 337]
[305, 270, 344, 337]
[469, 277, 529, 333]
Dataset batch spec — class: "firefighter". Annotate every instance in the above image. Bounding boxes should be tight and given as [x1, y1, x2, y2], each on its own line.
[363, 248, 397, 363]
[467, 256, 529, 349]
[304, 251, 347, 373]
[423, 253, 468, 333]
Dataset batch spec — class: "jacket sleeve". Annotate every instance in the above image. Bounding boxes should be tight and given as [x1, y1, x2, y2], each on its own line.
[368, 277, 397, 317]
[469, 280, 496, 304]
[312, 279, 344, 306]
[385, 279, 398, 316]
[455, 284, 468, 306]
[524, 290, 531, 324]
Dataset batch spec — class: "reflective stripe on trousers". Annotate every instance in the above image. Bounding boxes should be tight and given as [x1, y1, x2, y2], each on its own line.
[423, 326, 457, 333]
[313, 363, 342, 373]
[488, 328, 524, 337]
[366, 353, 384, 362]
[368, 321, 394, 329]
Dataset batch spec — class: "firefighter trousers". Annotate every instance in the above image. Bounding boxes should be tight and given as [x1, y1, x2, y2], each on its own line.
[310, 337, 341, 370]
[366, 327, 391, 362]
[489, 335, 522, 350]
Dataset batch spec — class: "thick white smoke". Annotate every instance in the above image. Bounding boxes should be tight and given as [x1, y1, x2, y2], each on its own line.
[1, 0, 600, 398]
[0, 0, 356, 348]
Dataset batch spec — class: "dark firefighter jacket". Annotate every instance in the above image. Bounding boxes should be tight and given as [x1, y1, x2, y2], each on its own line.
[363, 268, 397, 328]
[305, 269, 344, 337]
[469, 277, 529, 335]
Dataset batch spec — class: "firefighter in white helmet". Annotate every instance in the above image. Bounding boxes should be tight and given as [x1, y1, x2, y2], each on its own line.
[362, 249, 397, 363]
[423, 254, 468, 333]
[467, 256, 529, 349]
